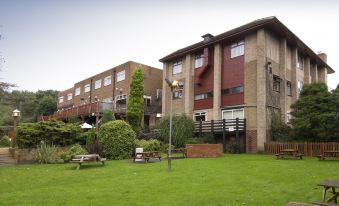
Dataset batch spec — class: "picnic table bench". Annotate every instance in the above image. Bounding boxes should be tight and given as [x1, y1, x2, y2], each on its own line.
[317, 151, 339, 161]
[71, 154, 106, 170]
[167, 148, 187, 158]
[285, 202, 315, 206]
[133, 151, 161, 163]
[275, 149, 304, 160]
[314, 180, 339, 204]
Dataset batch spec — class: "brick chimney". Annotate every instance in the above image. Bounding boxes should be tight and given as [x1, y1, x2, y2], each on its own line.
[317, 52, 327, 63]
[201, 33, 214, 42]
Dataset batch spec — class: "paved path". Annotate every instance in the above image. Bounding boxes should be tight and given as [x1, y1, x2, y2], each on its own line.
[0, 148, 16, 166]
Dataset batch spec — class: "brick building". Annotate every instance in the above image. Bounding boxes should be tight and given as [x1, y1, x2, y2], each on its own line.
[55, 61, 163, 129]
[159, 17, 335, 152]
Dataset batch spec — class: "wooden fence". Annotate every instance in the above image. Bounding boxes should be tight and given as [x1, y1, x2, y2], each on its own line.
[264, 142, 339, 156]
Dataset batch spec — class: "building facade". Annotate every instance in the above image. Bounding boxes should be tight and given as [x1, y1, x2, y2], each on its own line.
[160, 17, 334, 152]
[55, 61, 163, 129]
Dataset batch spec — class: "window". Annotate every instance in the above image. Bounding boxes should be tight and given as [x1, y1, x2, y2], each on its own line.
[156, 89, 162, 100]
[297, 55, 304, 70]
[84, 84, 90, 93]
[104, 76, 112, 86]
[75, 87, 80, 96]
[297, 80, 303, 97]
[58, 96, 64, 103]
[67, 93, 72, 101]
[172, 61, 182, 74]
[194, 54, 203, 68]
[173, 90, 183, 99]
[286, 81, 292, 96]
[194, 92, 213, 100]
[273, 76, 281, 92]
[144, 95, 151, 106]
[222, 86, 244, 95]
[102, 97, 113, 103]
[117, 70, 125, 82]
[95, 79, 101, 89]
[222, 108, 244, 119]
[231, 41, 244, 58]
[286, 112, 292, 124]
[194, 112, 207, 122]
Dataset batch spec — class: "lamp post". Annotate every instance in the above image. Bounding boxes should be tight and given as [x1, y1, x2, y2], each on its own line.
[165, 78, 179, 172]
[12, 109, 20, 148]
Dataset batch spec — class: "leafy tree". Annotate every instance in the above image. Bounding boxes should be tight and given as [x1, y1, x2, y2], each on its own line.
[290, 83, 337, 141]
[156, 113, 195, 148]
[101, 109, 115, 125]
[271, 112, 292, 141]
[36, 95, 57, 115]
[126, 67, 144, 132]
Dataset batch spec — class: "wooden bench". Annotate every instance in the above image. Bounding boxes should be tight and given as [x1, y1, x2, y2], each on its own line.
[167, 148, 187, 158]
[71, 154, 106, 170]
[133, 151, 161, 163]
[275, 149, 304, 160]
[312, 201, 338, 206]
[317, 151, 339, 161]
[285, 202, 315, 206]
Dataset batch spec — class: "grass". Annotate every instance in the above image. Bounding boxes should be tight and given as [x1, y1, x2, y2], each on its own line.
[0, 154, 338, 206]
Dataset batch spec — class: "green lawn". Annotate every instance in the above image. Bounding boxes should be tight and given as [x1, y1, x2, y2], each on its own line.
[0, 154, 338, 206]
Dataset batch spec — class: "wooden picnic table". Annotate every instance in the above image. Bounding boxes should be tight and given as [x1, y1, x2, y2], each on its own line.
[133, 151, 161, 163]
[317, 151, 339, 160]
[167, 148, 187, 158]
[317, 180, 339, 204]
[275, 149, 304, 159]
[71, 154, 106, 170]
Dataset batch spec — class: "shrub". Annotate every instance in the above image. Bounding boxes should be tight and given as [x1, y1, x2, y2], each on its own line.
[60, 144, 87, 162]
[200, 133, 216, 144]
[16, 120, 82, 148]
[98, 120, 136, 160]
[156, 114, 195, 148]
[186, 137, 204, 144]
[34, 141, 58, 164]
[101, 109, 115, 125]
[0, 135, 10, 147]
[271, 113, 293, 141]
[135, 139, 161, 152]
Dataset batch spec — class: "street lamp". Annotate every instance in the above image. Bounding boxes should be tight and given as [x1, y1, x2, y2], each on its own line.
[12, 109, 20, 148]
[165, 78, 179, 172]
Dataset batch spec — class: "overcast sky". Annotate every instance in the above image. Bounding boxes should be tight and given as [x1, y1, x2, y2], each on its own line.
[0, 0, 338, 92]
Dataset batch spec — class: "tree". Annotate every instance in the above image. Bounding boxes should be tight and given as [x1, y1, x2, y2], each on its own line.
[36, 95, 57, 116]
[290, 83, 337, 141]
[101, 109, 115, 125]
[126, 67, 144, 132]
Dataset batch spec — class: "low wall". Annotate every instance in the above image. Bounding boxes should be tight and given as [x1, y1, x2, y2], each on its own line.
[186, 144, 223, 158]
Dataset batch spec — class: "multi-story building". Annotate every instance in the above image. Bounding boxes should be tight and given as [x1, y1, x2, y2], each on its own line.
[55, 61, 163, 129]
[159, 17, 335, 152]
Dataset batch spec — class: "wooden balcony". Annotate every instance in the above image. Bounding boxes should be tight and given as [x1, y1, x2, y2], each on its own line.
[195, 118, 246, 134]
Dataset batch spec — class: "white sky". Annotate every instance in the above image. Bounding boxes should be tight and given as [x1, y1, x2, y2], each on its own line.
[0, 0, 338, 91]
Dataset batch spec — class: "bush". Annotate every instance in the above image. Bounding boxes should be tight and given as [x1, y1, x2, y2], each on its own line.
[34, 141, 58, 164]
[84, 128, 104, 155]
[156, 114, 195, 148]
[271, 113, 293, 141]
[101, 109, 115, 125]
[200, 133, 216, 144]
[98, 120, 136, 160]
[16, 120, 82, 148]
[0, 135, 10, 147]
[135, 139, 161, 152]
[59, 144, 87, 162]
[226, 143, 242, 154]
[186, 137, 204, 144]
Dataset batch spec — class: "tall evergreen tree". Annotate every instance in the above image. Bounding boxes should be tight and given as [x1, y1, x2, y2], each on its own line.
[291, 83, 337, 141]
[126, 67, 144, 132]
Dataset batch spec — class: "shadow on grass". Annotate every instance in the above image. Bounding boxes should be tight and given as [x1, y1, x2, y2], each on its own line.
[66, 163, 107, 171]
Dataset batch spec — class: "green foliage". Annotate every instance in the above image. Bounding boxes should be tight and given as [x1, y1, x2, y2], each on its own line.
[291, 83, 337, 141]
[186, 137, 204, 144]
[271, 112, 292, 141]
[157, 114, 195, 148]
[16, 120, 82, 148]
[36, 96, 57, 116]
[101, 109, 115, 125]
[59, 144, 87, 162]
[33, 141, 58, 164]
[135, 139, 161, 152]
[67, 115, 81, 123]
[126, 67, 144, 132]
[226, 143, 242, 154]
[200, 133, 216, 144]
[98, 120, 136, 159]
[0, 135, 10, 147]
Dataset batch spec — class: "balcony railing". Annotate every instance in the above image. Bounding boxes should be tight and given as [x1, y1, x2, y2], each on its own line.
[195, 118, 246, 134]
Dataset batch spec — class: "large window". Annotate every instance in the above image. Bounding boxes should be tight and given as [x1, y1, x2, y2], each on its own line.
[117, 70, 125, 82]
[222, 86, 244, 95]
[194, 92, 213, 100]
[286, 81, 292, 96]
[84, 84, 91, 93]
[75, 87, 80, 96]
[194, 112, 207, 122]
[95, 79, 101, 89]
[172, 61, 182, 75]
[194, 54, 203, 68]
[297, 80, 303, 97]
[67, 93, 72, 101]
[297, 55, 304, 70]
[273, 76, 281, 92]
[58, 96, 64, 103]
[222, 108, 244, 119]
[104, 76, 112, 86]
[231, 41, 244, 58]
